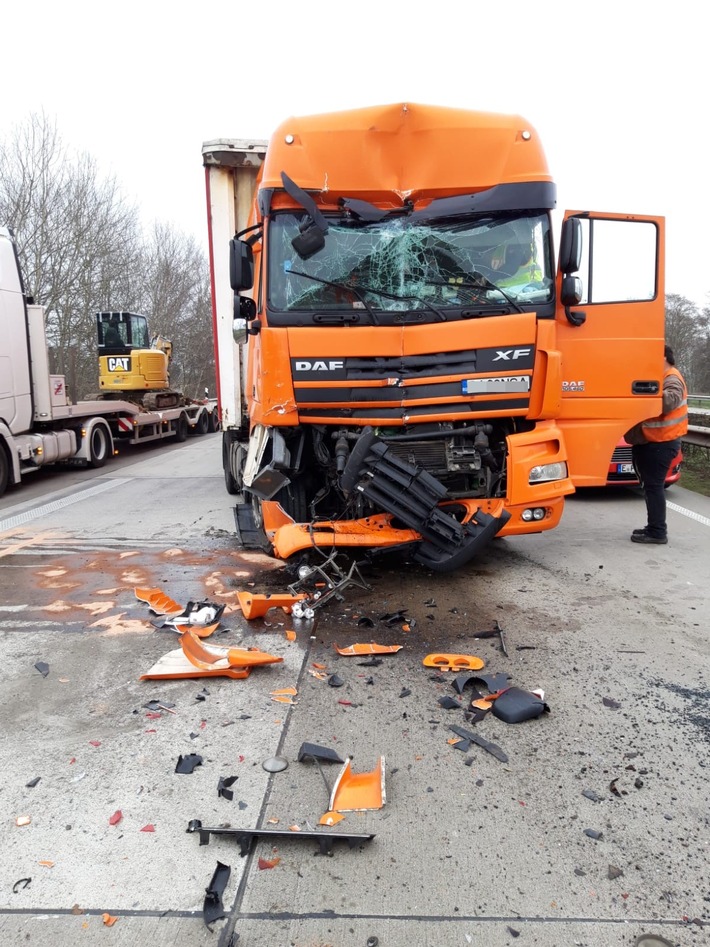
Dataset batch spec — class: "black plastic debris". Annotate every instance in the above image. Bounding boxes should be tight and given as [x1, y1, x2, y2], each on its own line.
[507, 927, 521, 938]
[172, 601, 227, 627]
[203, 860, 230, 931]
[448, 725, 508, 763]
[475, 672, 511, 692]
[584, 828, 603, 840]
[328, 674, 345, 688]
[452, 672, 486, 696]
[297, 743, 345, 764]
[399, 688, 411, 698]
[187, 820, 375, 856]
[12, 878, 31, 893]
[438, 696, 461, 710]
[465, 706, 489, 724]
[143, 699, 176, 712]
[237, 801, 247, 810]
[25, 777, 41, 789]
[379, 610, 408, 625]
[34, 662, 49, 678]
[176, 754, 203, 774]
[357, 617, 375, 628]
[473, 620, 507, 656]
[452, 739, 471, 752]
[196, 688, 210, 702]
[608, 865, 624, 880]
[424, 598, 436, 607]
[357, 657, 383, 668]
[491, 687, 549, 724]
[217, 776, 238, 801]
[603, 696, 621, 709]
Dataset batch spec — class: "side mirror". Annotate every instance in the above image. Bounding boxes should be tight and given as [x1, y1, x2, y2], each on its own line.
[560, 275, 583, 307]
[229, 238, 254, 291]
[232, 318, 247, 345]
[559, 218, 582, 274]
[232, 296, 256, 345]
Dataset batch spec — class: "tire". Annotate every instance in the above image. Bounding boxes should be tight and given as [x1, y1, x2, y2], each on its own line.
[175, 414, 189, 442]
[194, 411, 209, 437]
[0, 444, 10, 498]
[208, 410, 220, 433]
[273, 477, 310, 522]
[88, 424, 110, 469]
[224, 440, 244, 496]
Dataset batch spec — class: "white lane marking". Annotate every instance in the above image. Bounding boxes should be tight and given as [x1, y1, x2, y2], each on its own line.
[0, 605, 28, 611]
[0, 479, 132, 533]
[668, 500, 710, 528]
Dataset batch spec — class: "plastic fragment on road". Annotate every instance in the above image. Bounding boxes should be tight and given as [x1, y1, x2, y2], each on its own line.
[140, 632, 282, 681]
[203, 861, 230, 931]
[319, 810, 344, 826]
[297, 742, 345, 765]
[134, 587, 183, 615]
[186, 819, 374, 856]
[175, 754, 203, 774]
[25, 777, 40, 788]
[217, 775, 238, 800]
[270, 686, 297, 704]
[448, 725, 508, 763]
[164, 601, 226, 628]
[15, 816, 31, 827]
[262, 757, 289, 773]
[102, 913, 118, 927]
[285, 630, 297, 641]
[38, 860, 54, 868]
[173, 622, 220, 639]
[491, 686, 550, 723]
[335, 643, 402, 656]
[236, 590, 307, 620]
[108, 810, 122, 826]
[12, 878, 31, 893]
[258, 856, 280, 870]
[329, 757, 386, 812]
[140, 824, 155, 832]
[34, 662, 49, 678]
[423, 653, 485, 671]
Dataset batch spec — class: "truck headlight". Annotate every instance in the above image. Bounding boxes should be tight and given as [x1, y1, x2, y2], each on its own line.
[529, 461, 568, 484]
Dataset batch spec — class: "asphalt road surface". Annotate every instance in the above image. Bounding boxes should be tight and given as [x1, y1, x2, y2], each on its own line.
[1, 437, 708, 947]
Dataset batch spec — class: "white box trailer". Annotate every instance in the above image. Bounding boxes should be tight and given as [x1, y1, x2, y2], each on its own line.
[0, 226, 217, 498]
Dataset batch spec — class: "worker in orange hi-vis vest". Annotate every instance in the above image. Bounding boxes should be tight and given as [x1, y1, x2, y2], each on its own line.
[624, 345, 688, 544]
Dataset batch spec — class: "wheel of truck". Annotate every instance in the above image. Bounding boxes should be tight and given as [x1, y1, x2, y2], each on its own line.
[175, 413, 189, 442]
[194, 411, 209, 437]
[273, 478, 310, 523]
[0, 445, 10, 498]
[224, 441, 245, 496]
[88, 424, 110, 468]
[208, 410, 219, 433]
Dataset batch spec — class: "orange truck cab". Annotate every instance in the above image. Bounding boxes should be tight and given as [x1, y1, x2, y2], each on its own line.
[203, 103, 664, 571]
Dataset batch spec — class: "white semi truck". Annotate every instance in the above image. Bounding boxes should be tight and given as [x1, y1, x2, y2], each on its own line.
[0, 226, 217, 498]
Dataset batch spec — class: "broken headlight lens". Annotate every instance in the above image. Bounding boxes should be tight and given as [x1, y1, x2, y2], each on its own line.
[528, 461, 568, 484]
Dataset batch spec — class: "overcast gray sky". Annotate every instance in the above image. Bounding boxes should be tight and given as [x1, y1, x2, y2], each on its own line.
[2, 0, 706, 308]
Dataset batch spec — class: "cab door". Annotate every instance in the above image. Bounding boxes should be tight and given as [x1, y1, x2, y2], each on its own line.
[555, 211, 665, 486]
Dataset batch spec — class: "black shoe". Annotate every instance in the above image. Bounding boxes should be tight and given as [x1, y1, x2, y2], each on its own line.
[630, 532, 667, 544]
[632, 527, 649, 536]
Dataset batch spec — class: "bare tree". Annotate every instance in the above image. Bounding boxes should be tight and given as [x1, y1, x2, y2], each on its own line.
[0, 113, 215, 402]
[664, 293, 710, 392]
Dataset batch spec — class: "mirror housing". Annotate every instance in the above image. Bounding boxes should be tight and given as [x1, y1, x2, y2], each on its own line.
[560, 275, 583, 307]
[229, 238, 254, 291]
[559, 218, 582, 274]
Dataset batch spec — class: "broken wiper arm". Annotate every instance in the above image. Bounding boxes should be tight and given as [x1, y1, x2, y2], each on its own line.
[351, 282, 447, 323]
[288, 269, 380, 324]
[424, 274, 524, 314]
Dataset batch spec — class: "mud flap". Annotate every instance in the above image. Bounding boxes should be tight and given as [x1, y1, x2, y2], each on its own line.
[341, 427, 510, 573]
[233, 501, 271, 552]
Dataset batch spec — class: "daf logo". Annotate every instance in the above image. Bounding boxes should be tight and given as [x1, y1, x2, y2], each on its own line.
[107, 356, 130, 371]
[492, 348, 532, 361]
[295, 360, 345, 371]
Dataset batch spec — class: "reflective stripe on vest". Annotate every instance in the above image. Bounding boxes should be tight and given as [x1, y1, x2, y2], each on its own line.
[642, 366, 688, 442]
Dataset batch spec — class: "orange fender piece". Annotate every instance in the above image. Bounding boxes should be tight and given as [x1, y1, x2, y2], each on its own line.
[180, 631, 283, 670]
[334, 643, 403, 656]
[422, 653, 485, 671]
[236, 591, 307, 620]
[329, 756, 386, 812]
[134, 587, 183, 616]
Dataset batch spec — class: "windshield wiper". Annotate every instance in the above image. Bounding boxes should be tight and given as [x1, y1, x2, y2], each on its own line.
[287, 269, 379, 324]
[345, 281, 447, 322]
[422, 273, 525, 314]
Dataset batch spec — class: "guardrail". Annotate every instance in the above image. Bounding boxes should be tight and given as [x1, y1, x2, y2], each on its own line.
[684, 425, 710, 450]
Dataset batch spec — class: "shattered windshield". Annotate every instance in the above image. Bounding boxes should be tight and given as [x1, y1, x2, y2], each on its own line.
[267, 211, 554, 320]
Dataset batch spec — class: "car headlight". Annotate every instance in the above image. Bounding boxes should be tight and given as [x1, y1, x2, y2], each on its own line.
[529, 461, 568, 484]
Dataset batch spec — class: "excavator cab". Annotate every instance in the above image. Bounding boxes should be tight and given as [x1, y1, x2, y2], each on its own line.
[96, 311, 172, 401]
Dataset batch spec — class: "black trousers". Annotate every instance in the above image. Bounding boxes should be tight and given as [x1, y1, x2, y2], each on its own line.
[631, 439, 680, 538]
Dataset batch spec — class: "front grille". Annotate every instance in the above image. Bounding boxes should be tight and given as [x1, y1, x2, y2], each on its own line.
[611, 446, 633, 464]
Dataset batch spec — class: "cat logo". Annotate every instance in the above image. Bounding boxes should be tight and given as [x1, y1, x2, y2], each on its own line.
[107, 357, 131, 372]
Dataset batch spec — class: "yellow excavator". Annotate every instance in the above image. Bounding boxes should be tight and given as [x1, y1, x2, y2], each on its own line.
[96, 311, 183, 410]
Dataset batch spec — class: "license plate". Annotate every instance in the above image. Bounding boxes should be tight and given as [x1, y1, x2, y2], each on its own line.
[617, 463, 635, 474]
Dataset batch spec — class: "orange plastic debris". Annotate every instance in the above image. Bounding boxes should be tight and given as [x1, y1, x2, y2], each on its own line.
[285, 630, 297, 641]
[38, 860, 55, 868]
[109, 810, 122, 826]
[258, 856, 280, 870]
[319, 811, 345, 826]
[102, 913, 118, 927]
[139, 631, 282, 680]
[236, 590, 307, 620]
[134, 587, 182, 615]
[422, 653, 485, 671]
[174, 622, 220, 639]
[329, 757, 386, 812]
[270, 687, 297, 704]
[335, 643, 403, 656]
